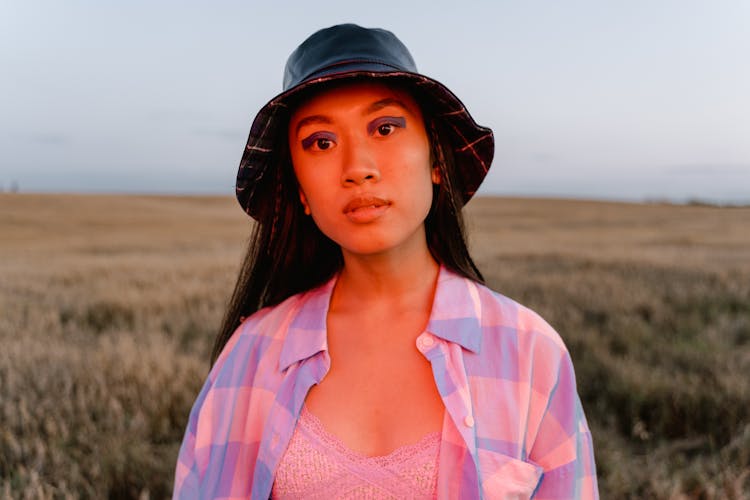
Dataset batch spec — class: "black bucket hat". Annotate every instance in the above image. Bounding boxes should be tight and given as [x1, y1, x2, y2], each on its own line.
[236, 23, 494, 219]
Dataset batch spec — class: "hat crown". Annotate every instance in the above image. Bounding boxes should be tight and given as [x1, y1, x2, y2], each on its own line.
[283, 24, 418, 91]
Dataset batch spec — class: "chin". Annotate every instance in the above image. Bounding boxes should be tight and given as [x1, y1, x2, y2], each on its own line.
[337, 240, 394, 258]
[316, 217, 429, 260]
[337, 231, 429, 260]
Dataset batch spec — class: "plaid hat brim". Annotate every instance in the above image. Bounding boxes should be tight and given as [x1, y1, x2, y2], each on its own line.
[236, 70, 493, 220]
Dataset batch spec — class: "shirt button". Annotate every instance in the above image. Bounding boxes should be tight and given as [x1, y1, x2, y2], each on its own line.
[419, 335, 434, 349]
[464, 415, 475, 428]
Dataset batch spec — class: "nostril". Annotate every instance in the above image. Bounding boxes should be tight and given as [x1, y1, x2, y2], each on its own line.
[341, 165, 380, 186]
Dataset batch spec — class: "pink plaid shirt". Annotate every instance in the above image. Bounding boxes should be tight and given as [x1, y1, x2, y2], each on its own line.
[174, 267, 598, 499]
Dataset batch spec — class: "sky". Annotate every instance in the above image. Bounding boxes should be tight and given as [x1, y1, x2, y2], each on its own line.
[2, 0, 749, 203]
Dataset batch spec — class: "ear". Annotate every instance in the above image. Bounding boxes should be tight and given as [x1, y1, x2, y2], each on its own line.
[431, 163, 442, 185]
[299, 189, 311, 215]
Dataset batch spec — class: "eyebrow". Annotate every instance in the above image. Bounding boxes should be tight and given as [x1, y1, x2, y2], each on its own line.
[294, 115, 332, 136]
[364, 98, 411, 116]
[293, 98, 412, 136]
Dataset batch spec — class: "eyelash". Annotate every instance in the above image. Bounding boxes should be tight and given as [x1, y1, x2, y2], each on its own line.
[301, 132, 336, 151]
[299, 116, 407, 151]
[369, 116, 406, 137]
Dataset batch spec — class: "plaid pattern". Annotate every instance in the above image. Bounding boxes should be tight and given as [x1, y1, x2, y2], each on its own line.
[236, 70, 493, 220]
[173, 267, 598, 499]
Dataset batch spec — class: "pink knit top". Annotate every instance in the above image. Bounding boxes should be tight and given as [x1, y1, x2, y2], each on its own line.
[272, 406, 441, 499]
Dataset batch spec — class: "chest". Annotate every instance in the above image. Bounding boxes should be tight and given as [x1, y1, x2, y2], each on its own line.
[303, 309, 445, 456]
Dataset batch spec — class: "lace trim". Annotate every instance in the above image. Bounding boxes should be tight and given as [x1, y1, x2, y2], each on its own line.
[272, 406, 441, 499]
[298, 405, 441, 468]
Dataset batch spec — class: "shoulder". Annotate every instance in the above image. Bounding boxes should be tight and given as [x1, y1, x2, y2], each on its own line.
[473, 280, 568, 354]
[175, 288, 326, 497]
[433, 268, 568, 358]
[232, 293, 303, 346]
[453, 277, 571, 387]
[208, 287, 319, 382]
[461, 279, 583, 425]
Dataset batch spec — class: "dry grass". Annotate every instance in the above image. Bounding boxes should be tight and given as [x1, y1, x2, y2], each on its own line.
[1, 193, 749, 499]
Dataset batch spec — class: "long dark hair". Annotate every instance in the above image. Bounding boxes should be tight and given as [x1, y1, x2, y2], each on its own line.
[210, 97, 484, 365]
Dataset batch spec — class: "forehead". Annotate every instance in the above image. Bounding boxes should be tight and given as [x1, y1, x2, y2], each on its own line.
[288, 80, 421, 122]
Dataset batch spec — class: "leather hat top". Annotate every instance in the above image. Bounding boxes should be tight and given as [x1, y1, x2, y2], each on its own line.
[283, 24, 417, 91]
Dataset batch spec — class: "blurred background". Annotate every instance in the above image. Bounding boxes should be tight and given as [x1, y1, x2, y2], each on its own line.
[2, 1, 750, 499]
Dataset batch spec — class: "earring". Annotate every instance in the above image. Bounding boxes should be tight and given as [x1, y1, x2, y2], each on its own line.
[303, 205, 311, 215]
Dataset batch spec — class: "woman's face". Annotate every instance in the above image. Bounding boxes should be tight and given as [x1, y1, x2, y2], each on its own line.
[288, 81, 438, 259]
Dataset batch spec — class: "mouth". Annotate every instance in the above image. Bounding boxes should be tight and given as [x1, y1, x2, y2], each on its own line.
[343, 196, 391, 223]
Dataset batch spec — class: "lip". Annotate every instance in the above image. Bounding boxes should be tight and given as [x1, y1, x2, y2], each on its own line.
[342, 195, 391, 223]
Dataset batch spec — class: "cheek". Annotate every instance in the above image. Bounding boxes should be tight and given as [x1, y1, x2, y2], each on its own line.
[393, 146, 434, 191]
[290, 148, 307, 187]
[289, 143, 317, 198]
[393, 165, 435, 221]
[295, 174, 332, 213]
[291, 159, 324, 207]
[383, 134, 431, 172]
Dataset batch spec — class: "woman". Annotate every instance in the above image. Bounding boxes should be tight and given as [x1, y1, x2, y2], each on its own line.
[174, 24, 598, 499]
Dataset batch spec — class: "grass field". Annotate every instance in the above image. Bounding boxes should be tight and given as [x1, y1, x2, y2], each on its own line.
[1, 193, 749, 499]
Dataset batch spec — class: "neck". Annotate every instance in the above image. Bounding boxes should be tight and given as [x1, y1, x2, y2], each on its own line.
[331, 241, 440, 313]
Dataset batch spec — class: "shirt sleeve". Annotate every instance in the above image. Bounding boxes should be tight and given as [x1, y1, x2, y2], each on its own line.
[172, 375, 212, 500]
[529, 351, 599, 499]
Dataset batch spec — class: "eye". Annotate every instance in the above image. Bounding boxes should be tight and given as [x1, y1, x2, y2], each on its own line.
[368, 116, 406, 137]
[301, 132, 337, 151]
[315, 138, 333, 150]
[377, 123, 395, 136]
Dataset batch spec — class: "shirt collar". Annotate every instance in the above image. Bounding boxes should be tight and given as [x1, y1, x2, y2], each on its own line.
[425, 266, 483, 353]
[278, 265, 483, 371]
[278, 276, 336, 371]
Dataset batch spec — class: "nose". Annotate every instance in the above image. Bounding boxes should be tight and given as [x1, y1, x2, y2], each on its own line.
[341, 137, 380, 186]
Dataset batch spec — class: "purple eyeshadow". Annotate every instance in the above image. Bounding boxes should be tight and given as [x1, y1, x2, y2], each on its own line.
[301, 132, 336, 150]
[367, 116, 406, 135]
